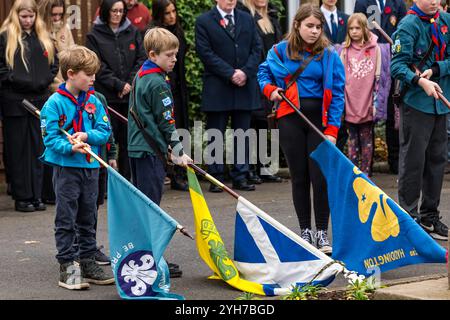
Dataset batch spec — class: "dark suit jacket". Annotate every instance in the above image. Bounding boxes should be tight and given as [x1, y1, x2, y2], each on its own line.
[195, 7, 262, 112]
[354, 0, 407, 43]
[323, 10, 349, 45]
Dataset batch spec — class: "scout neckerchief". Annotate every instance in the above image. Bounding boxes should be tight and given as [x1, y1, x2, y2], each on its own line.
[56, 83, 97, 163]
[407, 4, 447, 61]
[138, 59, 170, 84]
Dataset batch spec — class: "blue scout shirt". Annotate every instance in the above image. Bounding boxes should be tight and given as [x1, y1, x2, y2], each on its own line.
[40, 84, 111, 168]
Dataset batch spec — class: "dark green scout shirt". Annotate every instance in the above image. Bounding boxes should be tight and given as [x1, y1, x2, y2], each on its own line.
[127, 71, 183, 158]
[391, 12, 450, 115]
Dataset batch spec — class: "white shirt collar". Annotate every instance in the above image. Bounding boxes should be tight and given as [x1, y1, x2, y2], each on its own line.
[321, 5, 338, 21]
[216, 5, 234, 20]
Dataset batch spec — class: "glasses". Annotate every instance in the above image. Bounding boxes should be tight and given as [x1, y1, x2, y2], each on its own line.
[110, 9, 124, 15]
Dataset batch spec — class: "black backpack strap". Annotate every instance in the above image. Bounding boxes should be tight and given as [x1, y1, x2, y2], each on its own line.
[129, 74, 169, 169]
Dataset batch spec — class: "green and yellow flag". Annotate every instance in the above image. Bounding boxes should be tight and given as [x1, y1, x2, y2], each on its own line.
[187, 167, 265, 295]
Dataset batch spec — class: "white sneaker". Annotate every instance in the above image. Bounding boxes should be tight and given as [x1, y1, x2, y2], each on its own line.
[301, 228, 315, 245]
[316, 230, 332, 255]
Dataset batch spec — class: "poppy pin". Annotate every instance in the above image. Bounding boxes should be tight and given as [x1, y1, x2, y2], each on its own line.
[43, 50, 48, 58]
[220, 19, 226, 28]
[442, 25, 448, 35]
[339, 17, 344, 25]
[384, 6, 392, 14]
[129, 43, 136, 51]
[85, 103, 97, 115]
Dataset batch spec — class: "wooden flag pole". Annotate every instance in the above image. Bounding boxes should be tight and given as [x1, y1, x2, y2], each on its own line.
[22, 99, 193, 240]
[373, 20, 450, 110]
[371, 20, 394, 45]
[107, 106, 128, 124]
[279, 91, 329, 141]
[103, 102, 242, 200]
[188, 163, 240, 200]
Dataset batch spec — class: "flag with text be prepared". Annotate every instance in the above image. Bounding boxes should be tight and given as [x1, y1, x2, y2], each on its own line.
[310, 140, 447, 276]
[107, 167, 184, 300]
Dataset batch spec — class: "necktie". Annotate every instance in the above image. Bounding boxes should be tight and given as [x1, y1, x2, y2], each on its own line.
[379, 0, 385, 13]
[225, 14, 235, 38]
[330, 13, 338, 43]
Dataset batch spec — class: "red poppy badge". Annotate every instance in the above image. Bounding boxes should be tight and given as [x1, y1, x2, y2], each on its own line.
[442, 25, 448, 35]
[220, 19, 226, 28]
[85, 103, 97, 114]
[384, 6, 392, 14]
[129, 43, 136, 51]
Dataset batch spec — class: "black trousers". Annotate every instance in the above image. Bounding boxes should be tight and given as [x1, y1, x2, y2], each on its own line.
[398, 103, 448, 220]
[111, 103, 130, 181]
[205, 110, 252, 182]
[3, 114, 43, 201]
[277, 99, 330, 231]
[386, 81, 399, 173]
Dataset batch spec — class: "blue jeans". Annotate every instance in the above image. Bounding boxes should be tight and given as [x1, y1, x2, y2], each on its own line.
[53, 167, 99, 264]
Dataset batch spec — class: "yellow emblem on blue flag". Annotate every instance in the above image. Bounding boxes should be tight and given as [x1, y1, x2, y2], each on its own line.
[352, 167, 400, 242]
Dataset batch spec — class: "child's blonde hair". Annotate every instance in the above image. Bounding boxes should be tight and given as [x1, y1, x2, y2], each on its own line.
[59, 45, 100, 81]
[343, 13, 371, 48]
[144, 27, 179, 55]
[0, 0, 55, 71]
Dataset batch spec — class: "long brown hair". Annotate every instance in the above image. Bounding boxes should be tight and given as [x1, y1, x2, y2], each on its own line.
[343, 13, 371, 48]
[40, 0, 67, 32]
[0, 0, 55, 70]
[286, 4, 329, 60]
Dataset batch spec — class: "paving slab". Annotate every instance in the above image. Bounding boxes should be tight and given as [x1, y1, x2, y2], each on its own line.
[374, 276, 450, 300]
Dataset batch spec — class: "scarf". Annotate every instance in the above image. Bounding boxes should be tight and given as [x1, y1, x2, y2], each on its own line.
[407, 4, 446, 61]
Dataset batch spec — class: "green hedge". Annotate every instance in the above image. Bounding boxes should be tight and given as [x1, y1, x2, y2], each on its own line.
[142, 0, 285, 124]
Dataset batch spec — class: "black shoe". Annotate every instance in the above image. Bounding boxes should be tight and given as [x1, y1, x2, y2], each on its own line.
[15, 201, 35, 212]
[247, 172, 262, 185]
[420, 216, 449, 241]
[6, 183, 11, 196]
[171, 179, 188, 191]
[445, 164, 450, 174]
[42, 199, 56, 205]
[232, 180, 255, 191]
[261, 174, 282, 183]
[32, 199, 46, 211]
[209, 183, 223, 193]
[80, 258, 115, 285]
[168, 262, 182, 278]
[94, 246, 111, 265]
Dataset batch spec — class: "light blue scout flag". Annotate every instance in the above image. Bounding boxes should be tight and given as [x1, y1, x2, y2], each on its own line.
[233, 198, 344, 295]
[107, 167, 184, 300]
[310, 140, 448, 276]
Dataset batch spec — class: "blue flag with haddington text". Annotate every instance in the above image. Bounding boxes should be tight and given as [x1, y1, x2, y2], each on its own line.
[310, 140, 447, 276]
[107, 167, 184, 300]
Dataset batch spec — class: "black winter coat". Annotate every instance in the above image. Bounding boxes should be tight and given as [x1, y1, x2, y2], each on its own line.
[195, 7, 262, 112]
[0, 31, 59, 116]
[86, 19, 146, 104]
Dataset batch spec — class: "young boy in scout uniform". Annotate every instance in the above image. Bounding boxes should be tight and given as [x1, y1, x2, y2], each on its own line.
[40, 45, 115, 289]
[391, 0, 450, 240]
[127, 27, 192, 277]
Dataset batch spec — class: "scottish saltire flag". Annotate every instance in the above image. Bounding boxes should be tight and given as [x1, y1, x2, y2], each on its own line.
[107, 167, 184, 300]
[187, 167, 343, 296]
[234, 198, 343, 295]
[310, 140, 447, 276]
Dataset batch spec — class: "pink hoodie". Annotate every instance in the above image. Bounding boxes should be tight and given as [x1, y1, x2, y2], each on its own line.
[341, 32, 380, 124]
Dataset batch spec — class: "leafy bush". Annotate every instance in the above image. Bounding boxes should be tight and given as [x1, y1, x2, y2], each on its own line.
[142, 0, 285, 124]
